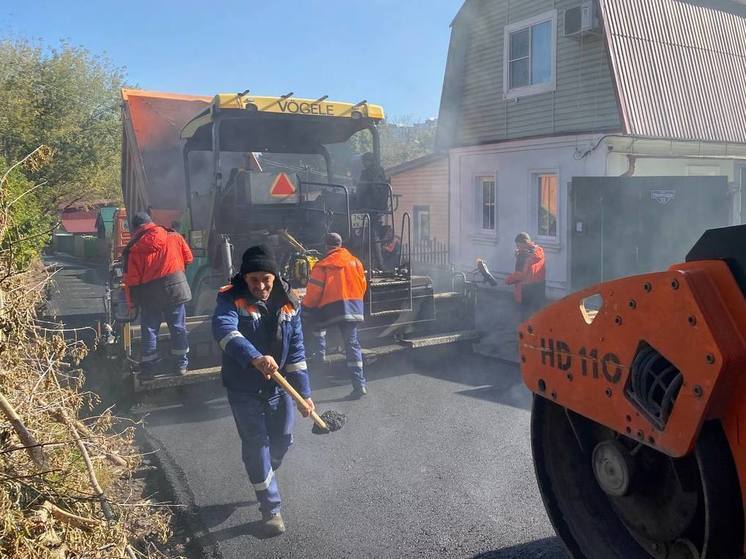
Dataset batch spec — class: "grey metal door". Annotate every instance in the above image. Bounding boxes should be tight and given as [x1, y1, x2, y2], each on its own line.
[570, 176, 730, 290]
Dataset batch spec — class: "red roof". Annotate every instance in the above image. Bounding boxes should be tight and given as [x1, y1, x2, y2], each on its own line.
[60, 210, 98, 234]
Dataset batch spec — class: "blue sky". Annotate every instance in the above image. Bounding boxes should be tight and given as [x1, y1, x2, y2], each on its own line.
[1, 0, 463, 121]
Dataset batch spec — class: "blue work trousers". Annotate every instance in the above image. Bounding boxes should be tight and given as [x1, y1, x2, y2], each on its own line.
[139, 303, 189, 372]
[308, 322, 366, 390]
[227, 389, 294, 515]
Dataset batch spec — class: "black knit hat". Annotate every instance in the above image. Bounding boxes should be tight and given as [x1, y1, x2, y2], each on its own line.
[240, 244, 278, 276]
[132, 211, 152, 229]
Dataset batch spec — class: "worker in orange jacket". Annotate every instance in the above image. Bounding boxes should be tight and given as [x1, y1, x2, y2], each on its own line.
[505, 232, 546, 320]
[302, 232, 368, 398]
[123, 212, 193, 379]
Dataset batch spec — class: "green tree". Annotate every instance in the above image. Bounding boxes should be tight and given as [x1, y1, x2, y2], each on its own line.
[0, 39, 125, 205]
[0, 153, 55, 271]
[350, 117, 437, 171]
[379, 117, 437, 170]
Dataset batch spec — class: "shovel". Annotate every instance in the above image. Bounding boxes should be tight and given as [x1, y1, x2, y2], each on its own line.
[267, 369, 343, 433]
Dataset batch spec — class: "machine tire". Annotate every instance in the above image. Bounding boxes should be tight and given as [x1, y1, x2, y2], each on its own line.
[531, 396, 743, 559]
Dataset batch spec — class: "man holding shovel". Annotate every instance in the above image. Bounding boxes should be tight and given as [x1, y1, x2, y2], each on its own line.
[212, 244, 315, 537]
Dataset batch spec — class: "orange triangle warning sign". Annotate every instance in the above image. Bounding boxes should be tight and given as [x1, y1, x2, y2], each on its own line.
[270, 173, 296, 197]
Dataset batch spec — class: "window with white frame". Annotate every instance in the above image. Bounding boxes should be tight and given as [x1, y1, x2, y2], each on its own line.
[475, 176, 496, 232]
[504, 11, 557, 98]
[536, 173, 559, 241]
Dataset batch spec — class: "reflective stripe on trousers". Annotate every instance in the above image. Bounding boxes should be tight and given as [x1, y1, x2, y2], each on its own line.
[140, 303, 189, 371]
[227, 389, 294, 515]
[307, 322, 366, 390]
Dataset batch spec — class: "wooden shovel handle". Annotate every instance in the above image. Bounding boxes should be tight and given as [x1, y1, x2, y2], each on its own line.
[268, 369, 329, 431]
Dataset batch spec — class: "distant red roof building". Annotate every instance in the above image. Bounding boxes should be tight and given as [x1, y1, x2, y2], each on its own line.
[60, 210, 98, 234]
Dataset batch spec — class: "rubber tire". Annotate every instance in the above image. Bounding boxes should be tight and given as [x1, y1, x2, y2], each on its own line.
[531, 396, 743, 559]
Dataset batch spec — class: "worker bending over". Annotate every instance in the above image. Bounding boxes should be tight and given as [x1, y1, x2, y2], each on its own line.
[303, 232, 368, 398]
[212, 244, 314, 536]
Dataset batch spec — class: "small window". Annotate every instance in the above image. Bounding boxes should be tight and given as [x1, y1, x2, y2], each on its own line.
[475, 176, 496, 231]
[504, 11, 557, 98]
[536, 174, 558, 240]
[413, 205, 430, 243]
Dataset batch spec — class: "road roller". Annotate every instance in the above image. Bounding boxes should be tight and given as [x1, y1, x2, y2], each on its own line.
[520, 225, 746, 559]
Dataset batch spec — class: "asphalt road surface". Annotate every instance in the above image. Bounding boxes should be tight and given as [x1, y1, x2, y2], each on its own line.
[44, 254, 566, 558]
[139, 352, 567, 559]
[44, 254, 106, 334]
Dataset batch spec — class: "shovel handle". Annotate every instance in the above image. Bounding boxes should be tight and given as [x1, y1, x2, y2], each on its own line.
[268, 369, 329, 431]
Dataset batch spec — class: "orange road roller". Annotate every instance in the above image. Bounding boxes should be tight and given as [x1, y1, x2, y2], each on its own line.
[520, 225, 746, 559]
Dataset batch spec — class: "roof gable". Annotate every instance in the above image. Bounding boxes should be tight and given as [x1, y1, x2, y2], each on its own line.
[386, 153, 447, 176]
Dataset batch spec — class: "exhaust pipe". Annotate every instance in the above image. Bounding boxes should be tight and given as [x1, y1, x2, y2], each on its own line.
[220, 234, 234, 281]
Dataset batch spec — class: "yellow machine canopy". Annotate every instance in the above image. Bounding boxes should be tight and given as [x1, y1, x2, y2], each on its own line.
[181, 93, 385, 154]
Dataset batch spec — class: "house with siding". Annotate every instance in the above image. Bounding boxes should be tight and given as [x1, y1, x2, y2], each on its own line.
[387, 153, 449, 246]
[438, 0, 746, 299]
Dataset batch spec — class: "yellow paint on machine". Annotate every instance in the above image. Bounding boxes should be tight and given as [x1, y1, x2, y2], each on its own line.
[181, 93, 385, 140]
[213, 93, 384, 120]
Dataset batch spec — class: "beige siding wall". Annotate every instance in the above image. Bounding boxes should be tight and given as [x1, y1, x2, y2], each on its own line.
[390, 157, 449, 243]
[446, 0, 622, 147]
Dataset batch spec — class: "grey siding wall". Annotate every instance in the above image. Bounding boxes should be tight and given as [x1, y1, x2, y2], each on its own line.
[438, 0, 622, 148]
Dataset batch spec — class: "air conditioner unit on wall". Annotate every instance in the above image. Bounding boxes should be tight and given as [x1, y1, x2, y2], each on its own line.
[564, 1, 601, 37]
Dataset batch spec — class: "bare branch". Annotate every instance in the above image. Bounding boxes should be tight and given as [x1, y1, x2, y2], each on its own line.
[0, 145, 46, 189]
[60, 411, 117, 521]
[0, 389, 48, 470]
[7, 180, 48, 207]
[41, 500, 102, 531]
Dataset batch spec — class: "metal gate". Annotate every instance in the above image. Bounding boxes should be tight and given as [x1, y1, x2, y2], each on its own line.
[570, 176, 730, 290]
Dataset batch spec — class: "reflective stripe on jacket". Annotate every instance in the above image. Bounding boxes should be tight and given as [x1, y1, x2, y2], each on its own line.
[301, 247, 367, 326]
[212, 277, 311, 397]
[505, 243, 546, 304]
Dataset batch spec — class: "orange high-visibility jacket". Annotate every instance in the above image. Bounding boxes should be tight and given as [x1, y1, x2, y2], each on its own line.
[505, 242, 546, 304]
[123, 223, 193, 309]
[302, 247, 367, 326]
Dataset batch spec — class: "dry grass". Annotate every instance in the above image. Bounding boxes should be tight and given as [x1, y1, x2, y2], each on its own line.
[0, 148, 180, 558]
[0, 271, 180, 558]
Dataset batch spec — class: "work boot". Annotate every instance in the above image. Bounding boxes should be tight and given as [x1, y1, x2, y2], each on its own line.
[350, 386, 368, 399]
[261, 512, 286, 536]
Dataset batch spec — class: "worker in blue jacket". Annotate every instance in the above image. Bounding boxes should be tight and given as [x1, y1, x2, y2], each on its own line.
[212, 244, 315, 537]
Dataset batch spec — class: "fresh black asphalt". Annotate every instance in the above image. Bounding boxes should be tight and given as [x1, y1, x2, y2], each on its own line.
[138, 353, 567, 559]
[47, 254, 567, 559]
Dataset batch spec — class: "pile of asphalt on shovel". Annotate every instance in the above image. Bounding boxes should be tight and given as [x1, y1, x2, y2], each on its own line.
[312, 410, 346, 434]
[268, 369, 346, 434]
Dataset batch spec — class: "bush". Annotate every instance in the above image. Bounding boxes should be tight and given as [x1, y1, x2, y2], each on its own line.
[0, 156, 54, 271]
